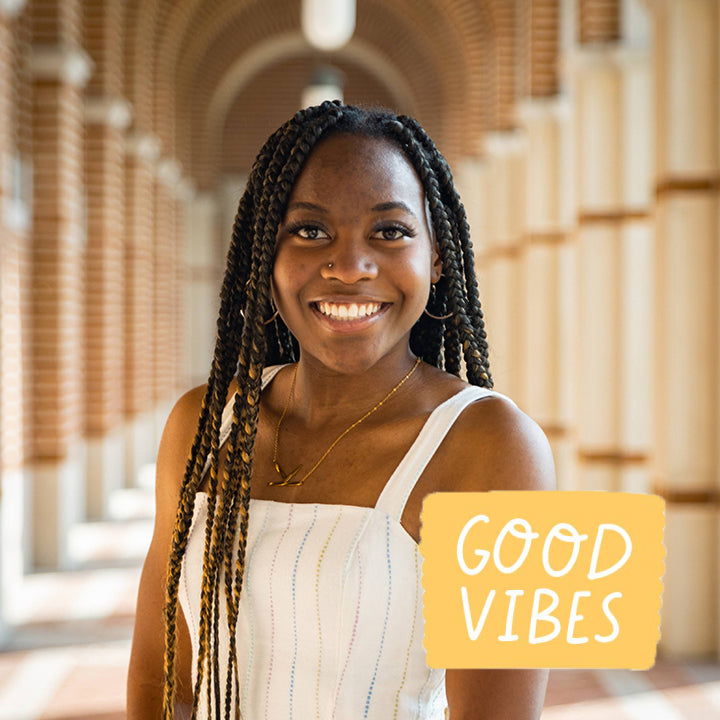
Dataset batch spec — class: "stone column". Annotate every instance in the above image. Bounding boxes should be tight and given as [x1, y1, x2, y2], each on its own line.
[0, 0, 29, 632]
[650, 0, 719, 657]
[175, 178, 194, 392]
[478, 132, 528, 403]
[29, 36, 92, 568]
[185, 191, 222, 387]
[153, 159, 181, 443]
[124, 132, 158, 487]
[516, 97, 578, 490]
[84, 97, 131, 519]
[570, 35, 655, 497]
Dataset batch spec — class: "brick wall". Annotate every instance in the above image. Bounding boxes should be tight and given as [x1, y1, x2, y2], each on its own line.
[123, 153, 154, 417]
[518, 0, 561, 99]
[84, 122, 125, 436]
[579, 0, 621, 44]
[31, 77, 85, 460]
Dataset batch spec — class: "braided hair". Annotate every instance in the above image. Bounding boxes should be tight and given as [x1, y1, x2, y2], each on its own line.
[161, 101, 492, 719]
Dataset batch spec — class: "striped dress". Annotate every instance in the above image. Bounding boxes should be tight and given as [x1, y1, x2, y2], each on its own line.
[179, 365, 499, 719]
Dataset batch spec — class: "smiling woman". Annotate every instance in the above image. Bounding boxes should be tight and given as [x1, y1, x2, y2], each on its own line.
[272, 134, 439, 375]
[127, 102, 555, 720]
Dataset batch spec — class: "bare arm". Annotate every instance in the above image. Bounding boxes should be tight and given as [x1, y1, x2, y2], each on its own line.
[127, 388, 204, 719]
[443, 397, 556, 720]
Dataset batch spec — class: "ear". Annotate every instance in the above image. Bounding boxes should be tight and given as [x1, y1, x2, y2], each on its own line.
[430, 243, 443, 284]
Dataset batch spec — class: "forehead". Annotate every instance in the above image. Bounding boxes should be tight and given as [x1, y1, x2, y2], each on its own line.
[287, 134, 425, 207]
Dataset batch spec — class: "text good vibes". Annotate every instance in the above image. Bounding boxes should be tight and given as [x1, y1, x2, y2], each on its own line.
[420, 491, 665, 669]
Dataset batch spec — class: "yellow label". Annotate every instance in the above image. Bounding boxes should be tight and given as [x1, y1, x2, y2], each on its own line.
[419, 492, 665, 669]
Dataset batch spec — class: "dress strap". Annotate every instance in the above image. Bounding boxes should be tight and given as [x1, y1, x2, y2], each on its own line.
[374, 385, 505, 522]
[202, 364, 288, 477]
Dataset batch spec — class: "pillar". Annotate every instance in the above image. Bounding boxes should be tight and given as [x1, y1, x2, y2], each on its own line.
[153, 159, 181, 442]
[84, 97, 130, 519]
[479, 132, 527, 403]
[28, 1, 93, 568]
[185, 190, 221, 387]
[570, 13, 655, 498]
[650, 0, 719, 657]
[516, 96, 577, 490]
[83, 0, 130, 518]
[124, 132, 158, 487]
[0, 0, 29, 631]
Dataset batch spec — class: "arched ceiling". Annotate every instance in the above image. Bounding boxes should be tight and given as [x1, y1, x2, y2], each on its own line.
[220, 52, 400, 173]
[122, 0, 505, 188]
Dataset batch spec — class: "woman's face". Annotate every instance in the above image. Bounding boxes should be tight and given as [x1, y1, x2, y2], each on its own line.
[272, 133, 441, 375]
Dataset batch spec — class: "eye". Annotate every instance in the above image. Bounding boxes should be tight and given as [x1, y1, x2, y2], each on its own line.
[287, 223, 329, 240]
[373, 223, 416, 241]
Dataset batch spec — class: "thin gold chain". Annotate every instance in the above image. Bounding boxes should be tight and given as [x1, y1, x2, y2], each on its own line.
[269, 357, 422, 487]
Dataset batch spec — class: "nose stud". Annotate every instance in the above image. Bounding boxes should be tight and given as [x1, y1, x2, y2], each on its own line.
[327, 262, 334, 269]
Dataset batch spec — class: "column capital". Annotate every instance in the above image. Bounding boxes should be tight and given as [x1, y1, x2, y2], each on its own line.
[30, 44, 93, 88]
[125, 132, 161, 163]
[0, 0, 26, 18]
[85, 96, 132, 130]
[482, 130, 527, 158]
[516, 96, 572, 125]
[563, 43, 650, 73]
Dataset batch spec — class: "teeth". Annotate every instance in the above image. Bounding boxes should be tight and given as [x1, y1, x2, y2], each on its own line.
[316, 302, 382, 320]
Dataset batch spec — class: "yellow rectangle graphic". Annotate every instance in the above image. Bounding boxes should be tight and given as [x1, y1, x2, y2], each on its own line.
[419, 491, 665, 669]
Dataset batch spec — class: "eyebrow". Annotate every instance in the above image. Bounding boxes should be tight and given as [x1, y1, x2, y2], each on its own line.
[286, 201, 328, 213]
[285, 199, 419, 219]
[371, 201, 418, 218]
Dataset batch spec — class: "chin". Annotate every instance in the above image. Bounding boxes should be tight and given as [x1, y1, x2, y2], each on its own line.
[301, 340, 412, 377]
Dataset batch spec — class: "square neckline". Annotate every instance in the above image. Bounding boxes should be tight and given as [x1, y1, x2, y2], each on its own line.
[193, 384, 475, 537]
[193, 365, 496, 546]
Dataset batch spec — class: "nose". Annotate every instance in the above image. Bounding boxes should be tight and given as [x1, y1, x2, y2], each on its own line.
[320, 238, 378, 284]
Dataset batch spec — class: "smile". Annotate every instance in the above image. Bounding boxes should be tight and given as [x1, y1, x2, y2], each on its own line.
[313, 301, 384, 321]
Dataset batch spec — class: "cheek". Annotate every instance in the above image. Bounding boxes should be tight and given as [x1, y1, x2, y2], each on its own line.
[272, 253, 311, 308]
[402, 250, 434, 294]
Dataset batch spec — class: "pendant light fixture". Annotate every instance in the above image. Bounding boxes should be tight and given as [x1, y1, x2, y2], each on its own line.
[301, 0, 356, 51]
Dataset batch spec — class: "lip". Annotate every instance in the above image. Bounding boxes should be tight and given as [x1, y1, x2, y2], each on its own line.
[309, 299, 391, 333]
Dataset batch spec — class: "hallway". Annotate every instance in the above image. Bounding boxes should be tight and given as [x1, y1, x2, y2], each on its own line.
[1, 0, 719, 715]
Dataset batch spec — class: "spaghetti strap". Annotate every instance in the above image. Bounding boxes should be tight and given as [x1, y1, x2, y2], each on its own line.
[374, 385, 505, 521]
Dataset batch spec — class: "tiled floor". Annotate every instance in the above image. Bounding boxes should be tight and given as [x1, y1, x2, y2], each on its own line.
[0, 489, 718, 720]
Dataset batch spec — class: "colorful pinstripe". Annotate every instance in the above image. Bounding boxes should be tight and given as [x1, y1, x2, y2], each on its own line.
[178, 365, 505, 720]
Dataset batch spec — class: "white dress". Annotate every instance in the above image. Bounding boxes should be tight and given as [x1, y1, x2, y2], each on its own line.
[179, 365, 501, 719]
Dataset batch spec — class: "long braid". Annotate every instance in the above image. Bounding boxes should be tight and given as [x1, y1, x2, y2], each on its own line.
[176, 104, 345, 720]
[162, 102, 493, 720]
[397, 115, 493, 387]
[185, 171, 269, 720]
[162, 125, 285, 719]
[382, 119, 471, 378]
[212, 108, 346, 720]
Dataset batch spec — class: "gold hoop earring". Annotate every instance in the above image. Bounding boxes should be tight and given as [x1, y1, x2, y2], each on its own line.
[264, 297, 280, 324]
[423, 282, 453, 321]
[423, 307, 454, 321]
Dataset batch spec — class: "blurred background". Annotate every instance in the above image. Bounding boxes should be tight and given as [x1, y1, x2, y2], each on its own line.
[0, 0, 719, 717]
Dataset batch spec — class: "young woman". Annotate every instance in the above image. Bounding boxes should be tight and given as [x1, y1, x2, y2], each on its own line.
[127, 102, 555, 720]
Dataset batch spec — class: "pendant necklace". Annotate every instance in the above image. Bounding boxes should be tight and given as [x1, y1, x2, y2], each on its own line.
[269, 357, 422, 487]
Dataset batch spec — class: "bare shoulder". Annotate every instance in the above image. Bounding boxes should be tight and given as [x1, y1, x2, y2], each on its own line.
[435, 389, 556, 494]
[153, 384, 209, 523]
[160, 386, 207, 455]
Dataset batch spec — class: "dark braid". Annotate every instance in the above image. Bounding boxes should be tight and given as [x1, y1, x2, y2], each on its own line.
[162, 102, 492, 719]
[396, 115, 492, 385]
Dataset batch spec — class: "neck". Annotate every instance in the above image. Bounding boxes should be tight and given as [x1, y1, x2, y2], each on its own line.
[288, 350, 419, 428]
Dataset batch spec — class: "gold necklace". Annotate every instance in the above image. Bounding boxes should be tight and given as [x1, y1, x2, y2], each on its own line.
[269, 357, 422, 487]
